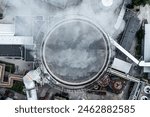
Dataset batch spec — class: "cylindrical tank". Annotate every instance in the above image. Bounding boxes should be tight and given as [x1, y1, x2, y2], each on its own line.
[144, 86, 150, 94]
[98, 74, 110, 87]
[110, 80, 124, 94]
[141, 96, 148, 100]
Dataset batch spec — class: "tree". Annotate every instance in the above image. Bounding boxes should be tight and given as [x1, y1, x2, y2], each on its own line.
[132, 0, 150, 6]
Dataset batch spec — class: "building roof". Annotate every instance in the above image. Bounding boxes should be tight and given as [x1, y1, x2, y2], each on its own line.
[24, 45, 34, 62]
[144, 24, 150, 72]
[0, 24, 15, 36]
[121, 16, 140, 50]
[0, 36, 33, 45]
[111, 58, 132, 73]
[0, 45, 34, 61]
[0, 45, 23, 59]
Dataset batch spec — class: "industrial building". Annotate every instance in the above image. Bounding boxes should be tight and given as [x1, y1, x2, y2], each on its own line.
[0, 0, 150, 100]
[0, 23, 34, 61]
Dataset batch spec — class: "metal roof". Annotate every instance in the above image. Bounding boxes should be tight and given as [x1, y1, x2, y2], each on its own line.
[0, 45, 23, 59]
[121, 16, 140, 50]
[0, 45, 34, 61]
[0, 36, 33, 45]
[0, 24, 15, 36]
[144, 24, 150, 72]
[111, 58, 132, 73]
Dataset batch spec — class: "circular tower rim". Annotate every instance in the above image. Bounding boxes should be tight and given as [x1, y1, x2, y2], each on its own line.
[41, 16, 111, 89]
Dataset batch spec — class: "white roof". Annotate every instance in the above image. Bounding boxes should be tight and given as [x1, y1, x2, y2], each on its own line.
[114, 4, 125, 30]
[102, 0, 113, 7]
[23, 69, 41, 100]
[0, 36, 33, 45]
[0, 24, 15, 36]
[144, 24, 150, 72]
[111, 58, 132, 73]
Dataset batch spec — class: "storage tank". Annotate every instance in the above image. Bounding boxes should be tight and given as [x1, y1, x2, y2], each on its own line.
[144, 86, 150, 94]
[141, 96, 148, 100]
[41, 17, 111, 89]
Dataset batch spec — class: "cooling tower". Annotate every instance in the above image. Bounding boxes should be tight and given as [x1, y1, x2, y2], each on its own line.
[41, 17, 111, 89]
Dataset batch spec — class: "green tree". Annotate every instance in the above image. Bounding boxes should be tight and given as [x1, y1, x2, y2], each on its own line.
[133, 0, 150, 6]
[11, 81, 24, 94]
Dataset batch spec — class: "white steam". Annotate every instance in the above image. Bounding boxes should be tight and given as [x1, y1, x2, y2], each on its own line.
[0, 0, 125, 83]
[1, 0, 125, 37]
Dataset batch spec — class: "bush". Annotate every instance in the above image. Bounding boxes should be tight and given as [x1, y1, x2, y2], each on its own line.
[10, 81, 24, 94]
